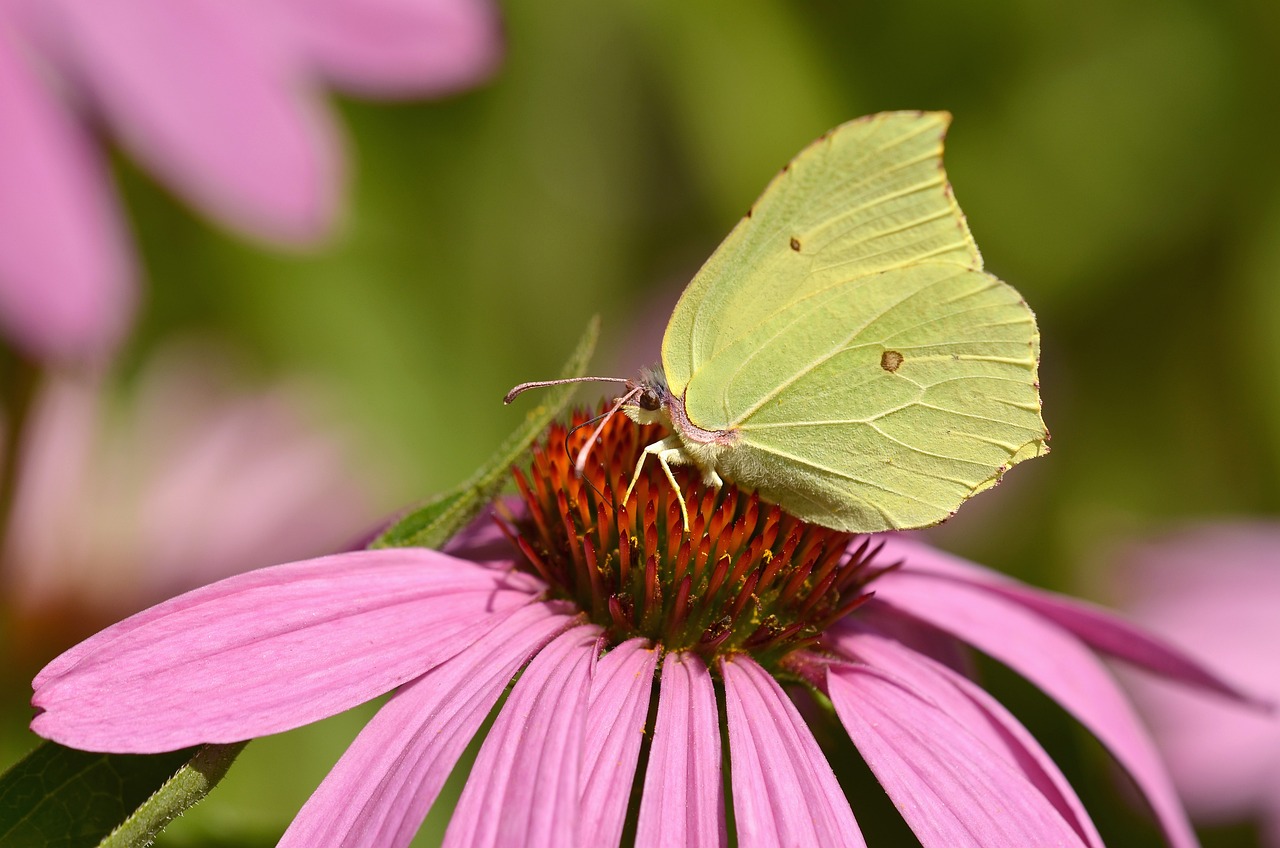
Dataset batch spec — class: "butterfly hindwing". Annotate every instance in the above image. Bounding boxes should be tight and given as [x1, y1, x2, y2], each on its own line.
[683, 263, 1046, 531]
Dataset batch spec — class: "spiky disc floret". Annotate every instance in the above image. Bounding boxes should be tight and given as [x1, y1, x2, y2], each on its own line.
[502, 404, 894, 669]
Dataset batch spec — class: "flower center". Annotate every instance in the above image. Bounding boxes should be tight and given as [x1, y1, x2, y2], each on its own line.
[503, 405, 889, 668]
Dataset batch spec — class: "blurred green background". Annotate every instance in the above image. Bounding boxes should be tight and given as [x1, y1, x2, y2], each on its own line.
[4, 0, 1279, 845]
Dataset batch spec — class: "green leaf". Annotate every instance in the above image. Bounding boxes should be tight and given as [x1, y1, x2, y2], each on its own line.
[0, 741, 245, 848]
[371, 315, 600, 550]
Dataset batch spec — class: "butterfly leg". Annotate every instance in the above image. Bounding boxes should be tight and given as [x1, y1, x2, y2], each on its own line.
[654, 448, 691, 532]
[623, 436, 676, 504]
[624, 436, 692, 531]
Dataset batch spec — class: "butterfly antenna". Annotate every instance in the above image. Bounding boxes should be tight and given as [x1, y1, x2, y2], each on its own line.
[565, 410, 610, 464]
[504, 376, 631, 405]
[574, 387, 639, 474]
[565, 386, 642, 515]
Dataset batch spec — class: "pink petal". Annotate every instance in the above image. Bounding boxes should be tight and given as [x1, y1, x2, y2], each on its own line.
[832, 615, 1103, 848]
[36, 0, 340, 243]
[636, 652, 726, 848]
[280, 602, 572, 848]
[720, 656, 865, 848]
[442, 625, 601, 848]
[581, 638, 658, 848]
[32, 550, 542, 752]
[283, 0, 502, 97]
[0, 23, 132, 360]
[828, 663, 1089, 848]
[832, 593, 974, 676]
[1114, 525, 1280, 821]
[130, 382, 379, 592]
[874, 569, 1200, 848]
[886, 535, 1263, 705]
[1114, 523, 1280, 591]
[1, 371, 102, 605]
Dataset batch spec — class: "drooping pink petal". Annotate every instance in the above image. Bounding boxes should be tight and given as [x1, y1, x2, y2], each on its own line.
[442, 625, 601, 848]
[32, 550, 543, 752]
[885, 535, 1263, 705]
[831, 616, 1103, 848]
[35, 0, 339, 243]
[581, 638, 658, 848]
[874, 570, 1200, 848]
[279, 602, 572, 848]
[636, 652, 726, 848]
[283, 0, 502, 97]
[720, 655, 865, 848]
[828, 663, 1090, 848]
[0, 23, 132, 361]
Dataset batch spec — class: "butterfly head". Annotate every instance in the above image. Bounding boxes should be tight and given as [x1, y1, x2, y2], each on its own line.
[622, 366, 672, 426]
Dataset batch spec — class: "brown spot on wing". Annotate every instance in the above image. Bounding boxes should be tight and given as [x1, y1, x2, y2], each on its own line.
[881, 350, 904, 373]
[789, 236, 801, 252]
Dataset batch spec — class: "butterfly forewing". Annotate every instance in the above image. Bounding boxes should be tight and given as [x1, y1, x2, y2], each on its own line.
[662, 111, 981, 396]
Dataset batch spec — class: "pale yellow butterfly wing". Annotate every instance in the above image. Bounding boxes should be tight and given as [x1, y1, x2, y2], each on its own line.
[660, 111, 1047, 532]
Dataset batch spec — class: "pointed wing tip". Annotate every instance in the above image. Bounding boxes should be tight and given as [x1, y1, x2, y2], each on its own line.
[890, 109, 953, 132]
[919, 109, 954, 129]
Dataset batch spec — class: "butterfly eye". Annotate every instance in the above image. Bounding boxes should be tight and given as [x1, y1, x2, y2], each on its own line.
[638, 388, 662, 411]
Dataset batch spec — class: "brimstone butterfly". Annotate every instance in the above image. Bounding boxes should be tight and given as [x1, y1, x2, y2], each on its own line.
[507, 111, 1048, 533]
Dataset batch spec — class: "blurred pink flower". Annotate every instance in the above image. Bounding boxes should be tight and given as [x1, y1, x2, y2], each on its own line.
[0, 0, 501, 361]
[1113, 523, 1280, 845]
[2, 342, 392, 634]
[30, 410, 1256, 848]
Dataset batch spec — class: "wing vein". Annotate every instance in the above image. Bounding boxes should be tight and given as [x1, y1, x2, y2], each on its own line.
[745, 440, 955, 511]
[728, 268, 971, 423]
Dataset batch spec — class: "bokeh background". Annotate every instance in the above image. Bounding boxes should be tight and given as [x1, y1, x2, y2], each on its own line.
[3, 1, 1278, 845]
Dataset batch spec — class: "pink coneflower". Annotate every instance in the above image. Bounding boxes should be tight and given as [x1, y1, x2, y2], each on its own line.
[30, 407, 1258, 847]
[0, 0, 501, 360]
[1112, 523, 1280, 845]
